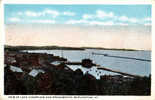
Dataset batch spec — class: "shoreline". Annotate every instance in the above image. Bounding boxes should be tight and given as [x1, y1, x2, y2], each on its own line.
[4, 45, 151, 51]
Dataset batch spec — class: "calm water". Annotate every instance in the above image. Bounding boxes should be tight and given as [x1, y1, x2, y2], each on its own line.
[22, 49, 151, 79]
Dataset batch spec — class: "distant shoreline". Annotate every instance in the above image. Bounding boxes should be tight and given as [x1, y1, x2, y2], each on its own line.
[4, 45, 150, 51]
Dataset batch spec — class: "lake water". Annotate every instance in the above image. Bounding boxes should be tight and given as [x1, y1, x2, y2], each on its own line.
[22, 49, 151, 79]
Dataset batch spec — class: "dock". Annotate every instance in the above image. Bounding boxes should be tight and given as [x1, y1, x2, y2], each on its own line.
[64, 60, 141, 78]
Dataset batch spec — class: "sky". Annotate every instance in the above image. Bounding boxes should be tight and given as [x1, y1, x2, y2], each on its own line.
[5, 4, 151, 25]
[4, 4, 152, 50]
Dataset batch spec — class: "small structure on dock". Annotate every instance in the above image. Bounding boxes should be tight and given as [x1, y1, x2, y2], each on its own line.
[81, 59, 94, 68]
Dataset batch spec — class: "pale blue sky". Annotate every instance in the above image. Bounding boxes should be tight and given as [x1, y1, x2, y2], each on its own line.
[4, 4, 151, 25]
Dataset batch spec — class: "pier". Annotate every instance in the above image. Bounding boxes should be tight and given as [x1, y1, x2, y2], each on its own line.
[92, 52, 151, 62]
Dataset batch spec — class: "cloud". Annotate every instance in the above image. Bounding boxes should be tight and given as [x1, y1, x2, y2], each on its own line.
[43, 9, 59, 18]
[30, 20, 55, 24]
[17, 9, 59, 18]
[119, 16, 152, 24]
[17, 12, 23, 15]
[81, 10, 115, 20]
[82, 14, 93, 19]
[96, 10, 115, 19]
[119, 16, 152, 25]
[119, 16, 129, 22]
[17, 9, 76, 18]
[128, 18, 138, 23]
[63, 11, 75, 16]
[143, 17, 151, 21]
[66, 19, 114, 25]
[144, 23, 151, 26]
[119, 16, 138, 23]
[25, 11, 42, 17]
[66, 19, 88, 24]
[8, 16, 55, 24]
[117, 23, 129, 26]
[143, 17, 151, 25]
[89, 21, 114, 25]
[9, 17, 21, 22]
